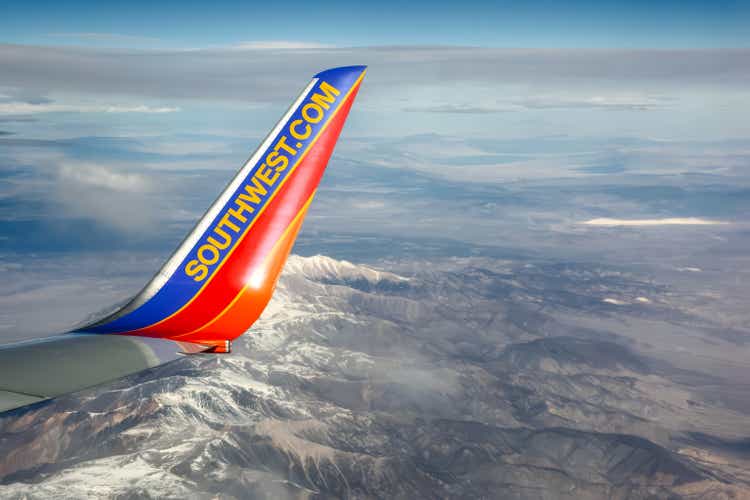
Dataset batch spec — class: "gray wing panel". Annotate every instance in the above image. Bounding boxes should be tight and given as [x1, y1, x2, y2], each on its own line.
[0, 391, 45, 413]
[0, 334, 203, 413]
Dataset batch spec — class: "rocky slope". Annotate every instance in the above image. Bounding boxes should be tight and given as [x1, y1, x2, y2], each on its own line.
[0, 255, 748, 499]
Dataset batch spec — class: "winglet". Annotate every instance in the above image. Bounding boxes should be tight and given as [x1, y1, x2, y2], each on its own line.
[78, 66, 366, 349]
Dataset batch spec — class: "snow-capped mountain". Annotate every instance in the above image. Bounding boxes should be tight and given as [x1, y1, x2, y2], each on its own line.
[1, 255, 748, 499]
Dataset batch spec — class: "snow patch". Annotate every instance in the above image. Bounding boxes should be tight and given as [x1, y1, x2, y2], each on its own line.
[603, 298, 628, 305]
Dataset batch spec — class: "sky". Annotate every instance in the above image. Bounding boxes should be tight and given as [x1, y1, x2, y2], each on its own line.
[0, 0, 749, 49]
[0, 1, 749, 339]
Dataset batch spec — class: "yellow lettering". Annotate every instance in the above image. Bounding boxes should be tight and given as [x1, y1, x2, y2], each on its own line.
[265, 152, 288, 171]
[235, 196, 255, 214]
[185, 259, 208, 282]
[257, 165, 280, 186]
[289, 119, 311, 140]
[198, 244, 220, 265]
[302, 103, 323, 123]
[310, 81, 339, 110]
[207, 226, 232, 250]
[227, 207, 247, 224]
[240, 176, 268, 204]
[274, 135, 297, 155]
[218, 212, 241, 233]
[227, 194, 255, 224]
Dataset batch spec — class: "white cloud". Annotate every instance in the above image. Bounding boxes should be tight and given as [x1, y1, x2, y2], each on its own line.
[604, 297, 653, 305]
[46, 32, 162, 44]
[402, 93, 669, 115]
[517, 94, 670, 111]
[676, 267, 703, 272]
[101, 104, 179, 113]
[603, 298, 627, 305]
[403, 104, 512, 114]
[59, 164, 152, 193]
[56, 163, 159, 233]
[2, 45, 746, 107]
[351, 200, 387, 210]
[0, 101, 179, 115]
[582, 217, 729, 227]
[231, 40, 334, 50]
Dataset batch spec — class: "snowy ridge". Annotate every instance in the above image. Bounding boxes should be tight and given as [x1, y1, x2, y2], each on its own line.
[282, 254, 408, 284]
[0, 254, 747, 498]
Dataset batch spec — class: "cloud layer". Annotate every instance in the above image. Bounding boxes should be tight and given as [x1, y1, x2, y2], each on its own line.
[0, 45, 747, 104]
[582, 217, 729, 226]
[0, 101, 179, 114]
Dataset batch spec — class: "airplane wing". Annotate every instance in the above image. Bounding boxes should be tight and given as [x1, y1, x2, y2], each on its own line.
[0, 65, 367, 414]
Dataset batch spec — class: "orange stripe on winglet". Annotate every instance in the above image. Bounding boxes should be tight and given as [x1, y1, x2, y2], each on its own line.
[126, 72, 363, 345]
[124, 72, 365, 336]
[185, 192, 315, 344]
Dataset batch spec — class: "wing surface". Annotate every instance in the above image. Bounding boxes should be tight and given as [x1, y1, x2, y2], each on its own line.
[0, 66, 367, 413]
[81, 66, 366, 350]
[0, 334, 210, 413]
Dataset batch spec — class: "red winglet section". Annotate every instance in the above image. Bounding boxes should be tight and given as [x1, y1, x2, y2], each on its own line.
[78, 66, 366, 349]
[142, 85, 360, 346]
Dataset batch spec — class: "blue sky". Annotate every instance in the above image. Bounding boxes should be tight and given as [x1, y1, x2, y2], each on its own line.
[0, 0, 748, 48]
[0, 1, 749, 338]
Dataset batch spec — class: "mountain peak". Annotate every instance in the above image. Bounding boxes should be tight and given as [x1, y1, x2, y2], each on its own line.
[283, 254, 408, 285]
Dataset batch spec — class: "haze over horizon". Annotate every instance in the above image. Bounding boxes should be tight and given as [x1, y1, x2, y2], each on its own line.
[1, 1, 750, 498]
